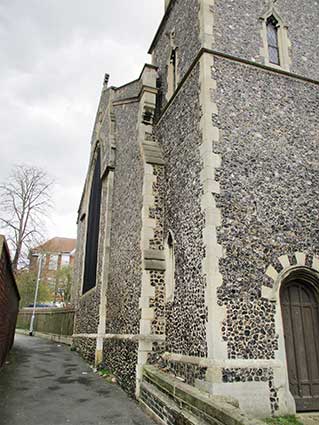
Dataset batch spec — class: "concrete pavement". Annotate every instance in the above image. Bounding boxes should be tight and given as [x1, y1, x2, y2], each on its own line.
[0, 334, 155, 425]
[298, 414, 319, 425]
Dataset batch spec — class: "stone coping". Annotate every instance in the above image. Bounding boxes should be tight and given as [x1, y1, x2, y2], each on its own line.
[112, 86, 158, 106]
[143, 365, 265, 425]
[114, 64, 158, 92]
[161, 352, 282, 369]
[72, 333, 165, 343]
[155, 47, 319, 127]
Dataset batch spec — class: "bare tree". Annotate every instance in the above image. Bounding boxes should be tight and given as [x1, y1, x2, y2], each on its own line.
[0, 165, 53, 272]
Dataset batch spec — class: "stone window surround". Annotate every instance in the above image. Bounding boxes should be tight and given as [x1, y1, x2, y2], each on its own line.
[260, 7, 291, 72]
[166, 30, 179, 101]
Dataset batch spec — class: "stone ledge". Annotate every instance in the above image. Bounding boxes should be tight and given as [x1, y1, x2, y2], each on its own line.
[144, 249, 165, 261]
[140, 380, 216, 425]
[144, 156, 165, 165]
[72, 333, 165, 343]
[144, 259, 166, 271]
[161, 352, 282, 369]
[142, 365, 265, 425]
[142, 140, 165, 165]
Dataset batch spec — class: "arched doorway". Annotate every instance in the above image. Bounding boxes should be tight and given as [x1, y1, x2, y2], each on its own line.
[280, 270, 319, 411]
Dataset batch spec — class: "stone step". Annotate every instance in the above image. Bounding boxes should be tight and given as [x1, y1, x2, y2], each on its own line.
[141, 365, 265, 425]
[140, 381, 220, 425]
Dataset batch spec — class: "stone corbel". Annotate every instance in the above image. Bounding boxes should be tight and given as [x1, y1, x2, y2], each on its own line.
[142, 104, 155, 125]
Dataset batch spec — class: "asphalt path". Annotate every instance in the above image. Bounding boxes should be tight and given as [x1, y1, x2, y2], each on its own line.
[0, 334, 155, 425]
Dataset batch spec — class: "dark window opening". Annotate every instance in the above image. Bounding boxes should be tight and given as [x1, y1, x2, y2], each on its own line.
[167, 231, 174, 248]
[267, 15, 280, 65]
[166, 230, 175, 302]
[82, 148, 102, 294]
[170, 48, 177, 90]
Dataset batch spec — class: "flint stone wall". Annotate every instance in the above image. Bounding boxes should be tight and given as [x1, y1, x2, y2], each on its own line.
[106, 102, 142, 335]
[155, 64, 207, 359]
[212, 56, 319, 386]
[103, 339, 138, 397]
[73, 176, 104, 362]
[73, 289, 100, 363]
[212, 0, 319, 80]
[98, 94, 114, 174]
[152, 0, 200, 111]
[91, 88, 112, 145]
[73, 104, 112, 362]
[113, 80, 142, 102]
[103, 101, 143, 391]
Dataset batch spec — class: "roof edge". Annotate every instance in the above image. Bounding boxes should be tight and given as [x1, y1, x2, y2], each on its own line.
[148, 0, 177, 54]
[115, 64, 158, 92]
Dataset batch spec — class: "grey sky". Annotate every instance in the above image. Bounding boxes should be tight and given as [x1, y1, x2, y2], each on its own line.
[0, 0, 163, 241]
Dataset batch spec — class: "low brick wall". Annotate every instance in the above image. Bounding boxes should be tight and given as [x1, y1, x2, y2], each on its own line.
[0, 235, 20, 367]
[16, 307, 75, 342]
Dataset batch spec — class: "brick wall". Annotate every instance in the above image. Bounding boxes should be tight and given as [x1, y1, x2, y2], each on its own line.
[0, 236, 20, 367]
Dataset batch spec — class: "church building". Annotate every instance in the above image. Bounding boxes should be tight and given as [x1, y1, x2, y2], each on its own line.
[73, 0, 319, 420]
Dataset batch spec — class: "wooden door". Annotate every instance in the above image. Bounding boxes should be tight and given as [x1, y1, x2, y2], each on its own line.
[281, 278, 319, 411]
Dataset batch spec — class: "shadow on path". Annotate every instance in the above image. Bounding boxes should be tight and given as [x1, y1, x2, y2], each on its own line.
[0, 334, 155, 425]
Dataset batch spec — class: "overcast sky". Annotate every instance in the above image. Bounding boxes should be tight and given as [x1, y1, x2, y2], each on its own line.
[0, 0, 163, 242]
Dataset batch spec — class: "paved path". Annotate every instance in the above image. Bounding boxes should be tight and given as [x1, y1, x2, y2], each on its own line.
[298, 414, 319, 425]
[0, 334, 155, 425]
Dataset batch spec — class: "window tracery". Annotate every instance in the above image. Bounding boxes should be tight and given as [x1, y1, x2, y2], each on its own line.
[267, 15, 280, 65]
[260, 7, 291, 71]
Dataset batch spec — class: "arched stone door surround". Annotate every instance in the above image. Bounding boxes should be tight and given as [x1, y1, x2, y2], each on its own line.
[280, 269, 319, 411]
[262, 252, 319, 414]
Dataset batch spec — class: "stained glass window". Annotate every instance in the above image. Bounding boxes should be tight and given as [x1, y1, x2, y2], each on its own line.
[267, 16, 280, 65]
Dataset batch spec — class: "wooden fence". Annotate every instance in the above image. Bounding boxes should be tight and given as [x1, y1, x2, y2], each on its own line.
[16, 307, 75, 343]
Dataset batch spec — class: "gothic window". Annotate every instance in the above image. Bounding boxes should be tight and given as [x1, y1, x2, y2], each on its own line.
[260, 9, 291, 71]
[267, 15, 280, 65]
[82, 148, 102, 294]
[165, 230, 175, 302]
